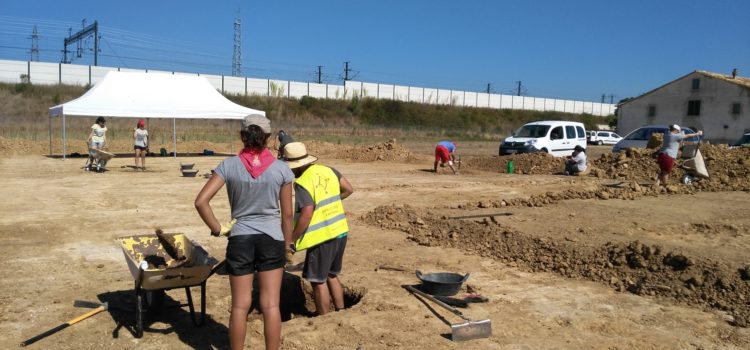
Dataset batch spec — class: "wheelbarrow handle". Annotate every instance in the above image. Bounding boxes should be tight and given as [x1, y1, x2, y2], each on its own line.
[209, 260, 226, 278]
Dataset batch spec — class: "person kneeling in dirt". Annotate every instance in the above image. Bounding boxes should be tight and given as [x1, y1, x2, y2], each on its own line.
[283, 141, 354, 315]
[655, 124, 702, 186]
[433, 140, 458, 174]
[564, 145, 587, 176]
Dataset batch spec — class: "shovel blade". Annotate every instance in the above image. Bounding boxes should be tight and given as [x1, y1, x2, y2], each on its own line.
[451, 319, 491, 341]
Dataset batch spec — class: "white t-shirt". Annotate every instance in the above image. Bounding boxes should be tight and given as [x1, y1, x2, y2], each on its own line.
[91, 124, 107, 143]
[572, 152, 587, 172]
[134, 128, 148, 147]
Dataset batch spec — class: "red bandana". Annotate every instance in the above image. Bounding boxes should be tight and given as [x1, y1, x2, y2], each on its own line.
[238, 148, 275, 178]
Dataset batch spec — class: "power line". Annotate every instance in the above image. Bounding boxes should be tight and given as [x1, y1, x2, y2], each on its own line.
[62, 19, 98, 65]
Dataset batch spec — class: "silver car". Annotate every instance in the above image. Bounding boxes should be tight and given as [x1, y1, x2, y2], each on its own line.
[612, 125, 699, 153]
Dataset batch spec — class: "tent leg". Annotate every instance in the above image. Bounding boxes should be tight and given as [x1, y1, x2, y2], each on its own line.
[173, 118, 176, 158]
[62, 115, 66, 160]
[48, 115, 52, 157]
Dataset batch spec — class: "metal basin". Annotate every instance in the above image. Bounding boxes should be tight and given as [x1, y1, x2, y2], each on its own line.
[416, 270, 470, 296]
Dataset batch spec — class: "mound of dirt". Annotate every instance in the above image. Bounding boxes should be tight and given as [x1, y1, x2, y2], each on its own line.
[463, 153, 564, 174]
[363, 204, 750, 327]
[304, 140, 346, 157]
[459, 144, 750, 194]
[306, 139, 417, 162]
[591, 144, 750, 191]
[343, 139, 414, 162]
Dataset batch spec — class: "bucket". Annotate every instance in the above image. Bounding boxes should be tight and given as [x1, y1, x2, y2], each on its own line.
[416, 270, 470, 296]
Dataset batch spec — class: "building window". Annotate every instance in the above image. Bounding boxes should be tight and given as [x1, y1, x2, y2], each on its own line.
[648, 105, 656, 117]
[692, 78, 700, 90]
[687, 100, 701, 116]
[732, 103, 741, 115]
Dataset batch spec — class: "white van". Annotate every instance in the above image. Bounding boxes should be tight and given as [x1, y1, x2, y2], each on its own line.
[499, 120, 587, 157]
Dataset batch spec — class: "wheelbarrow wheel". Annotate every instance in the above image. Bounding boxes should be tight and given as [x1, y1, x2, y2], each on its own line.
[681, 174, 694, 185]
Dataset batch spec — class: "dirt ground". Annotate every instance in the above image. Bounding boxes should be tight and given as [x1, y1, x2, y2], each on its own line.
[1, 139, 749, 349]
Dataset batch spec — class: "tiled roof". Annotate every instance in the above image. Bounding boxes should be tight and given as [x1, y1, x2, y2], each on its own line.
[619, 70, 750, 106]
[697, 70, 750, 89]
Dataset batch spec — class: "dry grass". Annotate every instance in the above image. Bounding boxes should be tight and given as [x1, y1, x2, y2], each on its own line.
[1, 82, 611, 147]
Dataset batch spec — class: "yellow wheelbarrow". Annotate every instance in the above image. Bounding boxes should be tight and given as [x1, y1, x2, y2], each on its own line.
[117, 233, 224, 338]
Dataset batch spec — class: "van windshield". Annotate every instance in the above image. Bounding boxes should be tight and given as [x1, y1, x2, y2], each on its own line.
[514, 125, 550, 138]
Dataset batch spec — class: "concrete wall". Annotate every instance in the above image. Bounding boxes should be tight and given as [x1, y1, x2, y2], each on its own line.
[0, 59, 616, 116]
[618, 72, 750, 143]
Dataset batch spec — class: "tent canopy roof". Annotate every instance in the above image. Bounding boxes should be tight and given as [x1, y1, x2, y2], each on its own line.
[49, 71, 264, 120]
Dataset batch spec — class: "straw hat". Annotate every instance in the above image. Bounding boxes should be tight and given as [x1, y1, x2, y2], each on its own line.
[283, 142, 317, 169]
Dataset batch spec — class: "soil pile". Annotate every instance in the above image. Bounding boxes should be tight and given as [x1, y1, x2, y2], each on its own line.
[363, 204, 750, 327]
[342, 139, 414, 162]
[0, 137, 39, 155]
[306, 139, 416, 162]
[591, 144, 750, 191]
[304, 140, 345, 157]
[463, 153, 564, 174]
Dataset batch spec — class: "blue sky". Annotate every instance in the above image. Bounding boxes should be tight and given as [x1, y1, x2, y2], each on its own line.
[1, 0, 748, 102]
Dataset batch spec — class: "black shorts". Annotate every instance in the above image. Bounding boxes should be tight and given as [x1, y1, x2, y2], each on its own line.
[134, 145, 148, 151]
[225, 234, 286, 276]
[303, 235, 347, 283]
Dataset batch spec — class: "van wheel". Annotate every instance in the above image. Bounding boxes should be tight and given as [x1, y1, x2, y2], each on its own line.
[541, 148, 549, 154]
[597, 140, 603, 146]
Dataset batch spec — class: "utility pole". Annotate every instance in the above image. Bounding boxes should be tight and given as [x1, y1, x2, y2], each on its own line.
[317, 66, 322, 84]
[63, 20, 99, 65]
[29, 25, 39, 62]
[601, 94, 606, 103]
[232, 10, 242, 76]
[516, 81, 522, 96]
[609, 94, 615, 104]
[343, 61, 352, 81]
[486, 83, 491, 94]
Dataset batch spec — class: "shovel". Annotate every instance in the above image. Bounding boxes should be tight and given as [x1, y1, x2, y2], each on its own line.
[404, 285, 491, 341]
[20, 302, 108, 346]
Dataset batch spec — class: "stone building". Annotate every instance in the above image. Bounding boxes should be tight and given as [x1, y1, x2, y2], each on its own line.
[617, 70, 750, 143]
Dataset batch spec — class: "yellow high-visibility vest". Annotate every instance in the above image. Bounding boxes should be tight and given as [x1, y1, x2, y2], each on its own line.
[294, 164, 349, 251]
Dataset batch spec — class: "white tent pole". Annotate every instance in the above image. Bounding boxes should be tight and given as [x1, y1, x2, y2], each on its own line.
[48, 115, 52, 156]
[172, 118, 176, 158]
[62, 115, 67, 160]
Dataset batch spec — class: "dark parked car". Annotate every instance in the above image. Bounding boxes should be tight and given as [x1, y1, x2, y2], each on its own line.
[612, 125, 699, 152]
[730, 133, 750, 148]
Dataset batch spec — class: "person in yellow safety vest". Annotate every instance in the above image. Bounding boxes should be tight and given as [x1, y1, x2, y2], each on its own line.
[283, 142, 354, 316]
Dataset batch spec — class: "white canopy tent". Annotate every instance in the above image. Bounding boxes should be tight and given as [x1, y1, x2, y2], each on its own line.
[48, 71, 265, 159]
